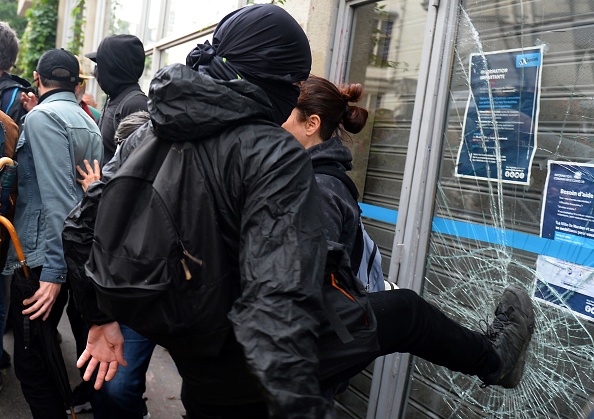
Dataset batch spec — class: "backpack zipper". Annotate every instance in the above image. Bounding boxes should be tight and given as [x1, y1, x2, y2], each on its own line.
[331, 273, 370, 327]
[178, 239, 203, 280]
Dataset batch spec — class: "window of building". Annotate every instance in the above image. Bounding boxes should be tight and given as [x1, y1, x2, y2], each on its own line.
[163, 0, 239, 38]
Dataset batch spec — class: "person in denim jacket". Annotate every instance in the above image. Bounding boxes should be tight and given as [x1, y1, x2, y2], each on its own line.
[2, 48, 103, 419]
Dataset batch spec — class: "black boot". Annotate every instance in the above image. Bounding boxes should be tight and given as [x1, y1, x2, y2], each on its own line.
[480, 284, 535, 388]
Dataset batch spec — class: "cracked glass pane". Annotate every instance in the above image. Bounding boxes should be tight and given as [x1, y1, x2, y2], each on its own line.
[411, 1, 594, 418]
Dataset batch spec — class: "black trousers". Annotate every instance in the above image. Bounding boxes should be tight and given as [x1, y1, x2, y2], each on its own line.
[10, 267, 69, 419]
[323, 289, 496, 388]
[180, 289, 498, 419]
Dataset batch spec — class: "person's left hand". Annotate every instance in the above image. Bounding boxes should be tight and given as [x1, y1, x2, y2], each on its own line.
[20, 91, 38, 112]
[22, 281, 62, 321]
[76, 159, 101, 193]
[78, 322, 128, 389]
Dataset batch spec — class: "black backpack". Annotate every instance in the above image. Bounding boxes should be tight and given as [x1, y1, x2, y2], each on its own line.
[86, 131, 378, 366]
[312, 162, 384, 292]
[317, 241, 379, 385]
[86, 133, 235, 358]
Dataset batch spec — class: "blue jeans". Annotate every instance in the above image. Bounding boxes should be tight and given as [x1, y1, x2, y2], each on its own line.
[90, 325, 156, 419]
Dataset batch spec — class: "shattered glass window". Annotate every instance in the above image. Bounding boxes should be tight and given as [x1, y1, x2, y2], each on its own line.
[410, 1, 594, 417]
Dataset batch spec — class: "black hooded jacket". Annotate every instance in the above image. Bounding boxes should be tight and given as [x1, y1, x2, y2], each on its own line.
[0, 72, 32, 128]
[94, 35, 148, 163]
[64, 63, 331, 418]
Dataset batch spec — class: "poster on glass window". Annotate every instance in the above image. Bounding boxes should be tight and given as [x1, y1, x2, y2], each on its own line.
[455, 46, 544, 185]
[540, 161, 594, 249]
[535, 161, 594, 321]
[534, 255, 594, 322]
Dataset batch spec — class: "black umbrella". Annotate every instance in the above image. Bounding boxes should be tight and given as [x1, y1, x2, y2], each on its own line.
[0, 215, 78, 419]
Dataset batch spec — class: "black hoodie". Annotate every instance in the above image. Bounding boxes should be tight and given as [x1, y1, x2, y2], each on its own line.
[93, 34, 148, 163]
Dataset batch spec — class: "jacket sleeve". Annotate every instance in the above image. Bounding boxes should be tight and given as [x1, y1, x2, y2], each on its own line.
[26, 110, 82, 283]
[227, 133, 333, 418]
[63, 181, 114, 325]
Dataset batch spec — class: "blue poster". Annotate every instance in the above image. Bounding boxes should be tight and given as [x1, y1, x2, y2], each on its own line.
[456, 46, 544, 185]
[536, 162, 594, 320]
[540, 161, 594, 249]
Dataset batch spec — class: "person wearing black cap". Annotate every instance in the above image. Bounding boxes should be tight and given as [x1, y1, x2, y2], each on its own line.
[86, 34, 148, 164]
[1, 48, 103, 418]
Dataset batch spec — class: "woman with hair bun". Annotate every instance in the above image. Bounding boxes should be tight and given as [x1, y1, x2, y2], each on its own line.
[283, 75, 368, 256]
[283, 75, 536, 399]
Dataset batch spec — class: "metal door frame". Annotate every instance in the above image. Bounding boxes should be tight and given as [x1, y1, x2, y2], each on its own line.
[329, 0, 460, 417]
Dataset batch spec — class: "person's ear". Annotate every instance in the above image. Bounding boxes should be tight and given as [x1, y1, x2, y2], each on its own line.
[305, 114, 321, 137]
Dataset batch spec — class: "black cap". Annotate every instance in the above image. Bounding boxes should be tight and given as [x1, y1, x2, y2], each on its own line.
[85, 51, 97, 62]
[36, 48, 81, 83]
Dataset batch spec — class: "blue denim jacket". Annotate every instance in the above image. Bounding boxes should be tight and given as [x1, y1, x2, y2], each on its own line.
[3, 91, 103, 283]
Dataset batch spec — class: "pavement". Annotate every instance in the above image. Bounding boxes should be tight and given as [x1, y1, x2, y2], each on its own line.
[0, 308, 186, 418]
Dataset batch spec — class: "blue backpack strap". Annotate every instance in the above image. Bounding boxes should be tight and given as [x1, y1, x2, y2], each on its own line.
[4, 88, 19, 114]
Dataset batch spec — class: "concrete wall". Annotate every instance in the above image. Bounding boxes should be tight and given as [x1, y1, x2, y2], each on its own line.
[283, 0, 339, 77]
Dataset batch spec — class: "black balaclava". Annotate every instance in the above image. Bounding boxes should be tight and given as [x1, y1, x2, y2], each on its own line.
[92, 34, 145, 97]
[186, 4, 312, 125]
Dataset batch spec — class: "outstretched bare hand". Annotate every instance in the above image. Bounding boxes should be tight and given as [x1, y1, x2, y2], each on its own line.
[76, 159, 101, 193]
[77, 322, 128, 389]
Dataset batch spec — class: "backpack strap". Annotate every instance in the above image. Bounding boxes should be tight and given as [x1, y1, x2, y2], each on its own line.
[113, 90, 146, 132]
[0, 74, 33, 115]
[312, 161, 365, 273]
[366, 236, 378, 279]
[3, 88, 19, 114]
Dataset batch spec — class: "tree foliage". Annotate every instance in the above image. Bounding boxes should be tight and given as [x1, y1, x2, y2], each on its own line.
[67, 0, 86, 56]
[0, 0, 27, 37]
[15, 0, 59, 78]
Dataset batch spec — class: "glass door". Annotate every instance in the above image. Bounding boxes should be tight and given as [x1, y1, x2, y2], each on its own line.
[331, 0, 435, 416]
[413, 1, 594, 417]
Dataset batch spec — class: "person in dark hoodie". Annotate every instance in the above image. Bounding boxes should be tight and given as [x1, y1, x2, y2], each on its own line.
[86, 34, 148, 164]
[68, 5, 535, 419]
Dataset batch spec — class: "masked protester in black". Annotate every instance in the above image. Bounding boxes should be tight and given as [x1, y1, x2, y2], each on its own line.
[86, 34, 148, 164]
[73, 5, 332, 419]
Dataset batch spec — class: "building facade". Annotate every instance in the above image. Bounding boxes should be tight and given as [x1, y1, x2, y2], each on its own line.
[45, 0, 594, 417]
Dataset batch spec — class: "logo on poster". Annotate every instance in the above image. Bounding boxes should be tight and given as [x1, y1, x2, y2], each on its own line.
[504, 169, 525, 179]
[516, 53, 541, 68]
